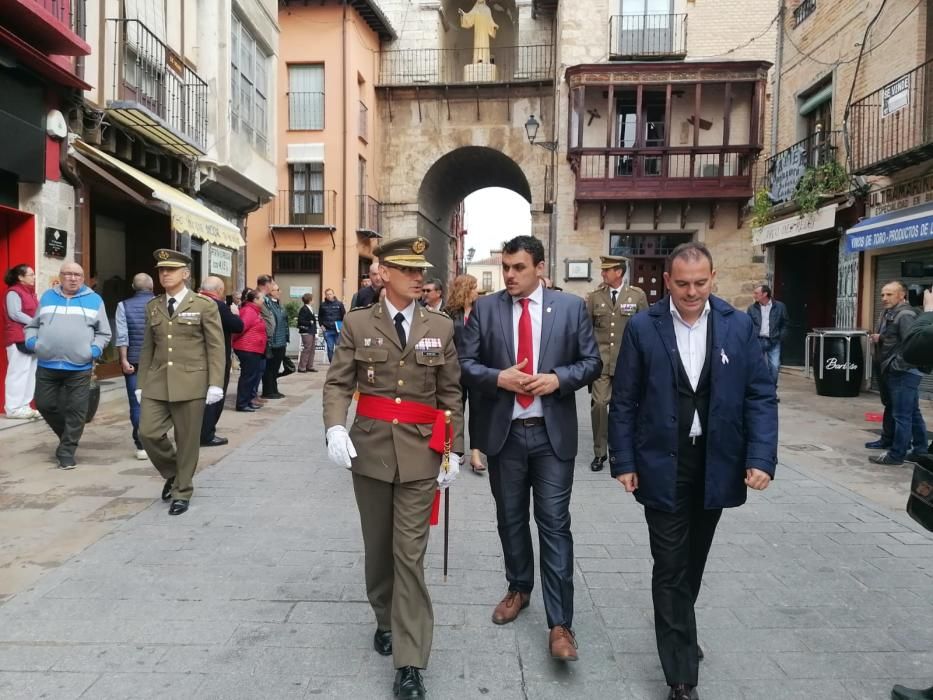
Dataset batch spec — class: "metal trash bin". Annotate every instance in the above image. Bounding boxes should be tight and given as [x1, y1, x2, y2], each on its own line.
[805, 329, 870, 397]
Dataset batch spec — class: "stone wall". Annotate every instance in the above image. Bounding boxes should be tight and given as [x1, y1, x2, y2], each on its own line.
[18, 180, 77, 293]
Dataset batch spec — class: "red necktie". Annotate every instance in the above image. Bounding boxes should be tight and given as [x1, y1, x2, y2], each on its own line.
[517, 298, 534, 408]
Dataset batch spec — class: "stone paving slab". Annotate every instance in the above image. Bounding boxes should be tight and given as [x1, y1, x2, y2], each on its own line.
[2, 383, 933, 698]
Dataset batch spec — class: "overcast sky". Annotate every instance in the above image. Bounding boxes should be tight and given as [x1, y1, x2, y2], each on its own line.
[463, 188, 531, 261]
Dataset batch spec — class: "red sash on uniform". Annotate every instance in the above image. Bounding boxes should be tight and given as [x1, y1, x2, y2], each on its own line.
[355, 394, 451, 454]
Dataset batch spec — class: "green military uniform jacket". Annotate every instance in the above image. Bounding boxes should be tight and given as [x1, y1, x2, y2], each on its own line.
[323, 300, 465, 484]
[586, 284, 648, 377]
[138, 291, 226, 402]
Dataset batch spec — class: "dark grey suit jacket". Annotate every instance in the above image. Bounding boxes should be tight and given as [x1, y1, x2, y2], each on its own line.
[459, 287, 602, 460]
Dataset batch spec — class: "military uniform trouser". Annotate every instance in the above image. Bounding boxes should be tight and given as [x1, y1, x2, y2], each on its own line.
[140, 397, 206, 501]
[352, 472, 436, 670]
[590, 373, 612, 458]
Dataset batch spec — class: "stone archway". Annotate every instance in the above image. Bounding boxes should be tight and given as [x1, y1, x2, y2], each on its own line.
[416, 146, 531, 279]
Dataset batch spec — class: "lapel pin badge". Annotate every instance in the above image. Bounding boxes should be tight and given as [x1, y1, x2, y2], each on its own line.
[721, 349, 729, 365]
[546, 307, 552, 313]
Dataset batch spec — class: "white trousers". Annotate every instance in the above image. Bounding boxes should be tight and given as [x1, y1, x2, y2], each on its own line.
[5, 344, 37, 414]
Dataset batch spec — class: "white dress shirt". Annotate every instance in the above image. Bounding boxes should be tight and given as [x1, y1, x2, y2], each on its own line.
[758, 301, 772, 338]
[166, 286, 189, 313]
[670, 300, 711, 438]
[511, 283, 544, 419]
[384, 297, 415, 342]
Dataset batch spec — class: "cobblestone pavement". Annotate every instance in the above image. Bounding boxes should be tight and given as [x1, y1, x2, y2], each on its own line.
[2, 378, 933, 698]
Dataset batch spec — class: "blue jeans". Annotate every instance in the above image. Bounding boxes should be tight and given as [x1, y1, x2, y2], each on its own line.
[882, 370, 927, 461]
[324, 329, 339, 362]
[758, 337, 781, 385]
[123, 365, 142, 449]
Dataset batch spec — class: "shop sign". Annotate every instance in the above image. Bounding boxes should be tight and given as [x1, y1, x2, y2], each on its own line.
[208, 247, 232, 276]
[882, 75, 911, 118]
[44, 227, 67, 258]
[868, 173, 933, 217]
[752, 204, 837, 246]
[768, 141, 807, 204]
[290, 286, 313, 299]
[845, 217, 933, 253]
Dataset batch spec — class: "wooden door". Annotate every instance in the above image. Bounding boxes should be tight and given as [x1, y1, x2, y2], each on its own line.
[632, 257, 664, 304]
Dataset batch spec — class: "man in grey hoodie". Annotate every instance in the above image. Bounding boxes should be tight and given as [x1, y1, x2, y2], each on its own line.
[24, 261, 111, 469]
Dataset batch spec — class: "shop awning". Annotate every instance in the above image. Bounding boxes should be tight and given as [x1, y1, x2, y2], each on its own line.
[73, 141, 244, 249]
[845, 201, 933, 253]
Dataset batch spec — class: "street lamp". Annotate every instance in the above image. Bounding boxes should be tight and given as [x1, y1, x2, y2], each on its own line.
[524, 114, 558, 152]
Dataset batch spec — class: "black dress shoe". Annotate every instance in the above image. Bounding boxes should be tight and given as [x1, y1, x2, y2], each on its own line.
[168, 499, 189, 516]
[892, 684, 933, 699]
[393, 667, 425, 699]
[236, 406, 259, 412]
[373, 629, 392, 656]
[261, 392, 286, 399]
[668, 683, 698, 700]
[201, 436, 229, 447]
[590, 456, 606, 472]
[161, 477, 174, 501]
[698, 644, 704, 660]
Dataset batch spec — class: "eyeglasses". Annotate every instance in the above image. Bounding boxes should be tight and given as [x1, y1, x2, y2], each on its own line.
[60, 272, 84, 278]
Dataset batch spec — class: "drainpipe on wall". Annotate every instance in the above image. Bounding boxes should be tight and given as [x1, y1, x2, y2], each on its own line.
[59, 137, 85, 268]
[547, 8, 560, 281]
[770, 0, 785, 157]
[341, 0, 349, 300]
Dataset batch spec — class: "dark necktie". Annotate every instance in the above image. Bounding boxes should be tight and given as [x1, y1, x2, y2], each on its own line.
[167, 297, 176, 317]
[611, 289, 618, 307]
[394, 312, 407, 348]
[516, 298, 534, 408]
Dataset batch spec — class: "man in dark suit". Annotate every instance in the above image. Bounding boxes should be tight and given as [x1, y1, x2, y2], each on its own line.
[353, 262, 384, 308]
[199, 276, 243, 447]
[608, 242, 777, 700]
[460, 235, 602, 662]
[746, 283, 788, 388]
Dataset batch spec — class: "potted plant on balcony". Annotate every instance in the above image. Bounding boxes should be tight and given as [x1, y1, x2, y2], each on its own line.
[793, 160, 849, 213]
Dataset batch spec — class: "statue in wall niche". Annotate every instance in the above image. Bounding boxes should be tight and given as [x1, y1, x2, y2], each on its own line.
[459, 0, 498, 64]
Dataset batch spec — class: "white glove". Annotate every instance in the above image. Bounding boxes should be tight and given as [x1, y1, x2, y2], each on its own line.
[134, 389, 142, 403]
[437, 453, 461, 490]
[326, 425, 357, 469]
[205, 386, 224, 405]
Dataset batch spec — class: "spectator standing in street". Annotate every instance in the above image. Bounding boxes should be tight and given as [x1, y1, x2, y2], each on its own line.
[254, 275, 275, 402]
[353, 262, 384, 308]
[459, 235, 602, 662]
[746, 283, 788, 390]
[114, 272, 155, 459]
[421, 278, 444, 312]
[350, 277, 371, 309]
[867, 280, 929, 466]
[297, 292, 319, 372]
[261, 282, 289, 399]
[4, 263, 39, 419]
[199, 276, 244, 447]
[24, 261, 111, 469]
[585, 256, 648, 472]
[232, 289, 267, 412]
[319, 288, 346, 362]
[323, 236, 463, 700]
[608, 242, 777, 700]
[137, 249, 225, 516]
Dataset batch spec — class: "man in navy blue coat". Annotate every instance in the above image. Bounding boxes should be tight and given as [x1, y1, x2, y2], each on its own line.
[198, 276, 244, 447]
[608, 242, 777, 700]
[460, 235, 602, 662]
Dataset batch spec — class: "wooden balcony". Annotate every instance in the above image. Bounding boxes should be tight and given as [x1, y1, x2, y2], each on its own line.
[0, 0, 90, 56]
[849, 58, 933, 175]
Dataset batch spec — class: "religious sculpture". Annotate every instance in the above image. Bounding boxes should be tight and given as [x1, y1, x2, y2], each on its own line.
[459, 0, 498, 65]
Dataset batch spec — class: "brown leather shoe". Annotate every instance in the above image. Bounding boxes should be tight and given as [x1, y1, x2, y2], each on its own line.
[549, 625, 578, 661]
[491, 590, 530, 625]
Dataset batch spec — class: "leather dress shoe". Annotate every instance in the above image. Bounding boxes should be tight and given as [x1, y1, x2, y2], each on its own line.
[393, 666, 425, 699]
[892, 684, 933, 699]
[236, 406, 259, 412]
[549, 625, 578, 661]
[262, 392, 286, 399]
[866, 439, 891, 449]
[590, 456, 606, 472]
[161, 477, 174, 501]
[698, 644, 704, 660]
[168, 499, 189, 516]
[491, 590, 530, 625]
[201, 436, 229, 447]
[373, 629, 392, 656]
[668, 683, 699, 700]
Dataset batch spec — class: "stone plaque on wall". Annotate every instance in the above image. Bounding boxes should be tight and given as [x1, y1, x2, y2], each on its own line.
[44, 227, 67, 258]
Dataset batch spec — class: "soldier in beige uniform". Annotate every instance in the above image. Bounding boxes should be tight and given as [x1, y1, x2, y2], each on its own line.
[323, 237, 464, 700]
[586, 255, 648, 471]
[137, 249, 226, 516]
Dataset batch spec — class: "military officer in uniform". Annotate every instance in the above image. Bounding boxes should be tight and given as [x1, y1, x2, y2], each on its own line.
[586, 255, 648, 471]
[323, 236, 464, 700]
[137, 249, 226, 516]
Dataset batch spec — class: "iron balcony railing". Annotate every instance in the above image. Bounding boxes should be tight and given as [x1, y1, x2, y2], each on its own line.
[357, 195, 382, 235]
[271, 189, 338, 228]
[609, 14, 687, 59]
[288, 91, 324, 130]
[30, 0, 77, 33]
[793, 0, 816, 27]
[759, 130, 843, 204]
[359, 101, 369, 141]
[378, 44, 553, 86]
[575, 147, 755, 181]
[109, 19, 208, 150]
[849, 58, 933, 175]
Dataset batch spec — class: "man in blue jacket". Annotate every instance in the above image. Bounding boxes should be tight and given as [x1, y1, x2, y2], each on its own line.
[608, 242, 777, 700]
[25, 261, 112, 470]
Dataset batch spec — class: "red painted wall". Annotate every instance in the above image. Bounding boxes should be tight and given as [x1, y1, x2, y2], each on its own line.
[0, 206, 37, 411]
